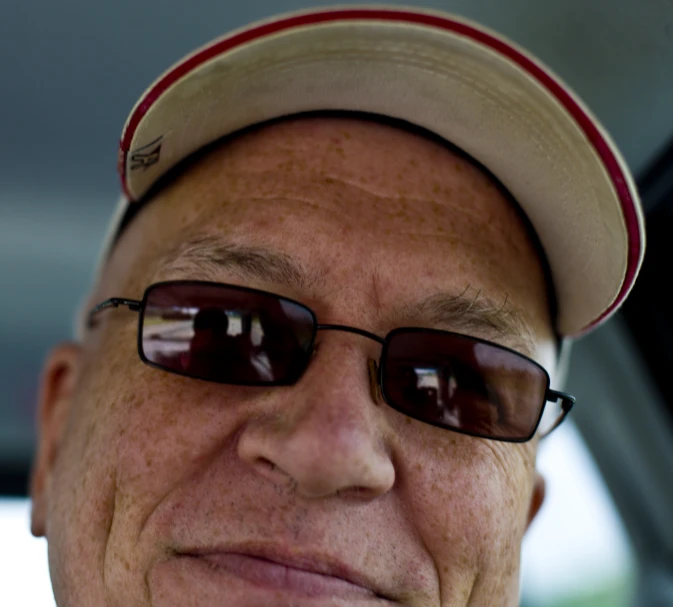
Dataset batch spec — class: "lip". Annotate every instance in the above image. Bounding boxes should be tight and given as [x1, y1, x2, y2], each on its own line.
[177, 543, 394, 601]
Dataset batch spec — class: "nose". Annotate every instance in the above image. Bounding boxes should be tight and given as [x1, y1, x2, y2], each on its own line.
[237, 338, 395, 499]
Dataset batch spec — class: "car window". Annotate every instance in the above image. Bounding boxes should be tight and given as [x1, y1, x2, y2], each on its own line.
[0, 498, 54, 606]
[520, 421, 634, 607]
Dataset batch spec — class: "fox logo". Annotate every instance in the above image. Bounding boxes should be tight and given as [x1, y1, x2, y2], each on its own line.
[130, 136, 163, 171]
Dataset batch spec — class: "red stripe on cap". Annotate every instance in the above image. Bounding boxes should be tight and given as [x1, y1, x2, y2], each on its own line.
[119, 8, 642, 334]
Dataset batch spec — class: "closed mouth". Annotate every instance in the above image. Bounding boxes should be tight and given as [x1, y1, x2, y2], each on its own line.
[177, 544, 395, 602]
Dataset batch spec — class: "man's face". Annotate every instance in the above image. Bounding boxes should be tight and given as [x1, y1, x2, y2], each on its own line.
[31, 117, 557, 606]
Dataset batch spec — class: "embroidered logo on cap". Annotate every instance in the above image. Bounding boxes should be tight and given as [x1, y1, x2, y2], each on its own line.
[130, 136, 163, 171]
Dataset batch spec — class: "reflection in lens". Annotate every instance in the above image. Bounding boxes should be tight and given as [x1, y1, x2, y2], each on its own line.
[142, 304, 195, 373]
[413, 366, 461, 427]
[141, 282, 315, 385]
[383, 330, 548, 440]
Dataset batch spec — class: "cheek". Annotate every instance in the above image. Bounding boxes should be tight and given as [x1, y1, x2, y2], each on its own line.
[105, 362, 259, 530]
[45, 349, 131, 604]
[393, 420, 534, 597]
[113, 372, 230, 504]
[47, 330, 264, 603]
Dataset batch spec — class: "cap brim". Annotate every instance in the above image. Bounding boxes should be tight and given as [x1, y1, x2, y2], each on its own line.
[117, 6, 645, 338]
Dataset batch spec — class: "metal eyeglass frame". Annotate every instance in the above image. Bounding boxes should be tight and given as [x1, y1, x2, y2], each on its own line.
[88, 286, 576, 443]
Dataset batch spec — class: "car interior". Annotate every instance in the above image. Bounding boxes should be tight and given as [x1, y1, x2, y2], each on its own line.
[1, 1, 672, 605]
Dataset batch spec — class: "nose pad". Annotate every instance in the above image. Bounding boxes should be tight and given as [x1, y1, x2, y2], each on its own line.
[313, 344, 379, 404]
[368, 358, 381, 405]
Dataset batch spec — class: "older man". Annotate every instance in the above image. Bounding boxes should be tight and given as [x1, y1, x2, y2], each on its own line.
[29, 6, 644, 606]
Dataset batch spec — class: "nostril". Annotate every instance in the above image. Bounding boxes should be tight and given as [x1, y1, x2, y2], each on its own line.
[336, 486, 370, 499]
[258, 457, 277, 473]
[250, 455, 293, 487]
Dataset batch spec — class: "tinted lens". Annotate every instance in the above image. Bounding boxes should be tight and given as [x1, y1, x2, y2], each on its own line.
[382, 330, 549, 440]
[140, 282, 316, 384]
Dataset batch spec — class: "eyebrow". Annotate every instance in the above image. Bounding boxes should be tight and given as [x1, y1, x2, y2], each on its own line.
[406, 290, 537, 354]
[157, 234, 322, 291]
[157, 234, 536, 352]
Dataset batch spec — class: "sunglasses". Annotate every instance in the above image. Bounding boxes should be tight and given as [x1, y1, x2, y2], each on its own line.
[88, 280, 574, 443]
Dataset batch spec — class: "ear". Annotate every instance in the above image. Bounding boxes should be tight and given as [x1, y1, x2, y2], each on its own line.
[525, 472, 546, 531]
[30, 342, 82, 537]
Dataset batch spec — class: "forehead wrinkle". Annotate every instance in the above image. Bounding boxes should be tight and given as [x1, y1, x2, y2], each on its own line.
[409, 290, 537, 355]
[155, 234, 325, 292]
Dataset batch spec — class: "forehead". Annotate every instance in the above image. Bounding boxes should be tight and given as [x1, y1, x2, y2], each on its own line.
[100, 116, 555, 356]
[154, 114, 511, 218]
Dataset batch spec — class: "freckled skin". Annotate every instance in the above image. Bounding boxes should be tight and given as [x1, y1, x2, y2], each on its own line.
[31, 117, 556, 606]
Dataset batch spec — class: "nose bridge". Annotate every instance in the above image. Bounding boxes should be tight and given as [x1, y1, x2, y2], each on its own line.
[237, 332, 395, 499]
[300, 337, 380, 426]
[295, 332, 385, 440]
[316, 323, 386, 346]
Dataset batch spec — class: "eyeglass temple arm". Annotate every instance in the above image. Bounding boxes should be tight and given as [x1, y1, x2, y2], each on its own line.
[87, 298, 142, 328]
[546, 389, 576, 409]
[541, 389, 576, 437]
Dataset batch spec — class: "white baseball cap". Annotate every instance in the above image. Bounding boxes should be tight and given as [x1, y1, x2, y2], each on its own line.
[107, 5, 645, 338]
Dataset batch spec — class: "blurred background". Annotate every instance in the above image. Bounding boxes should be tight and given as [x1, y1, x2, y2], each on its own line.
[1, 1, 672, 605]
